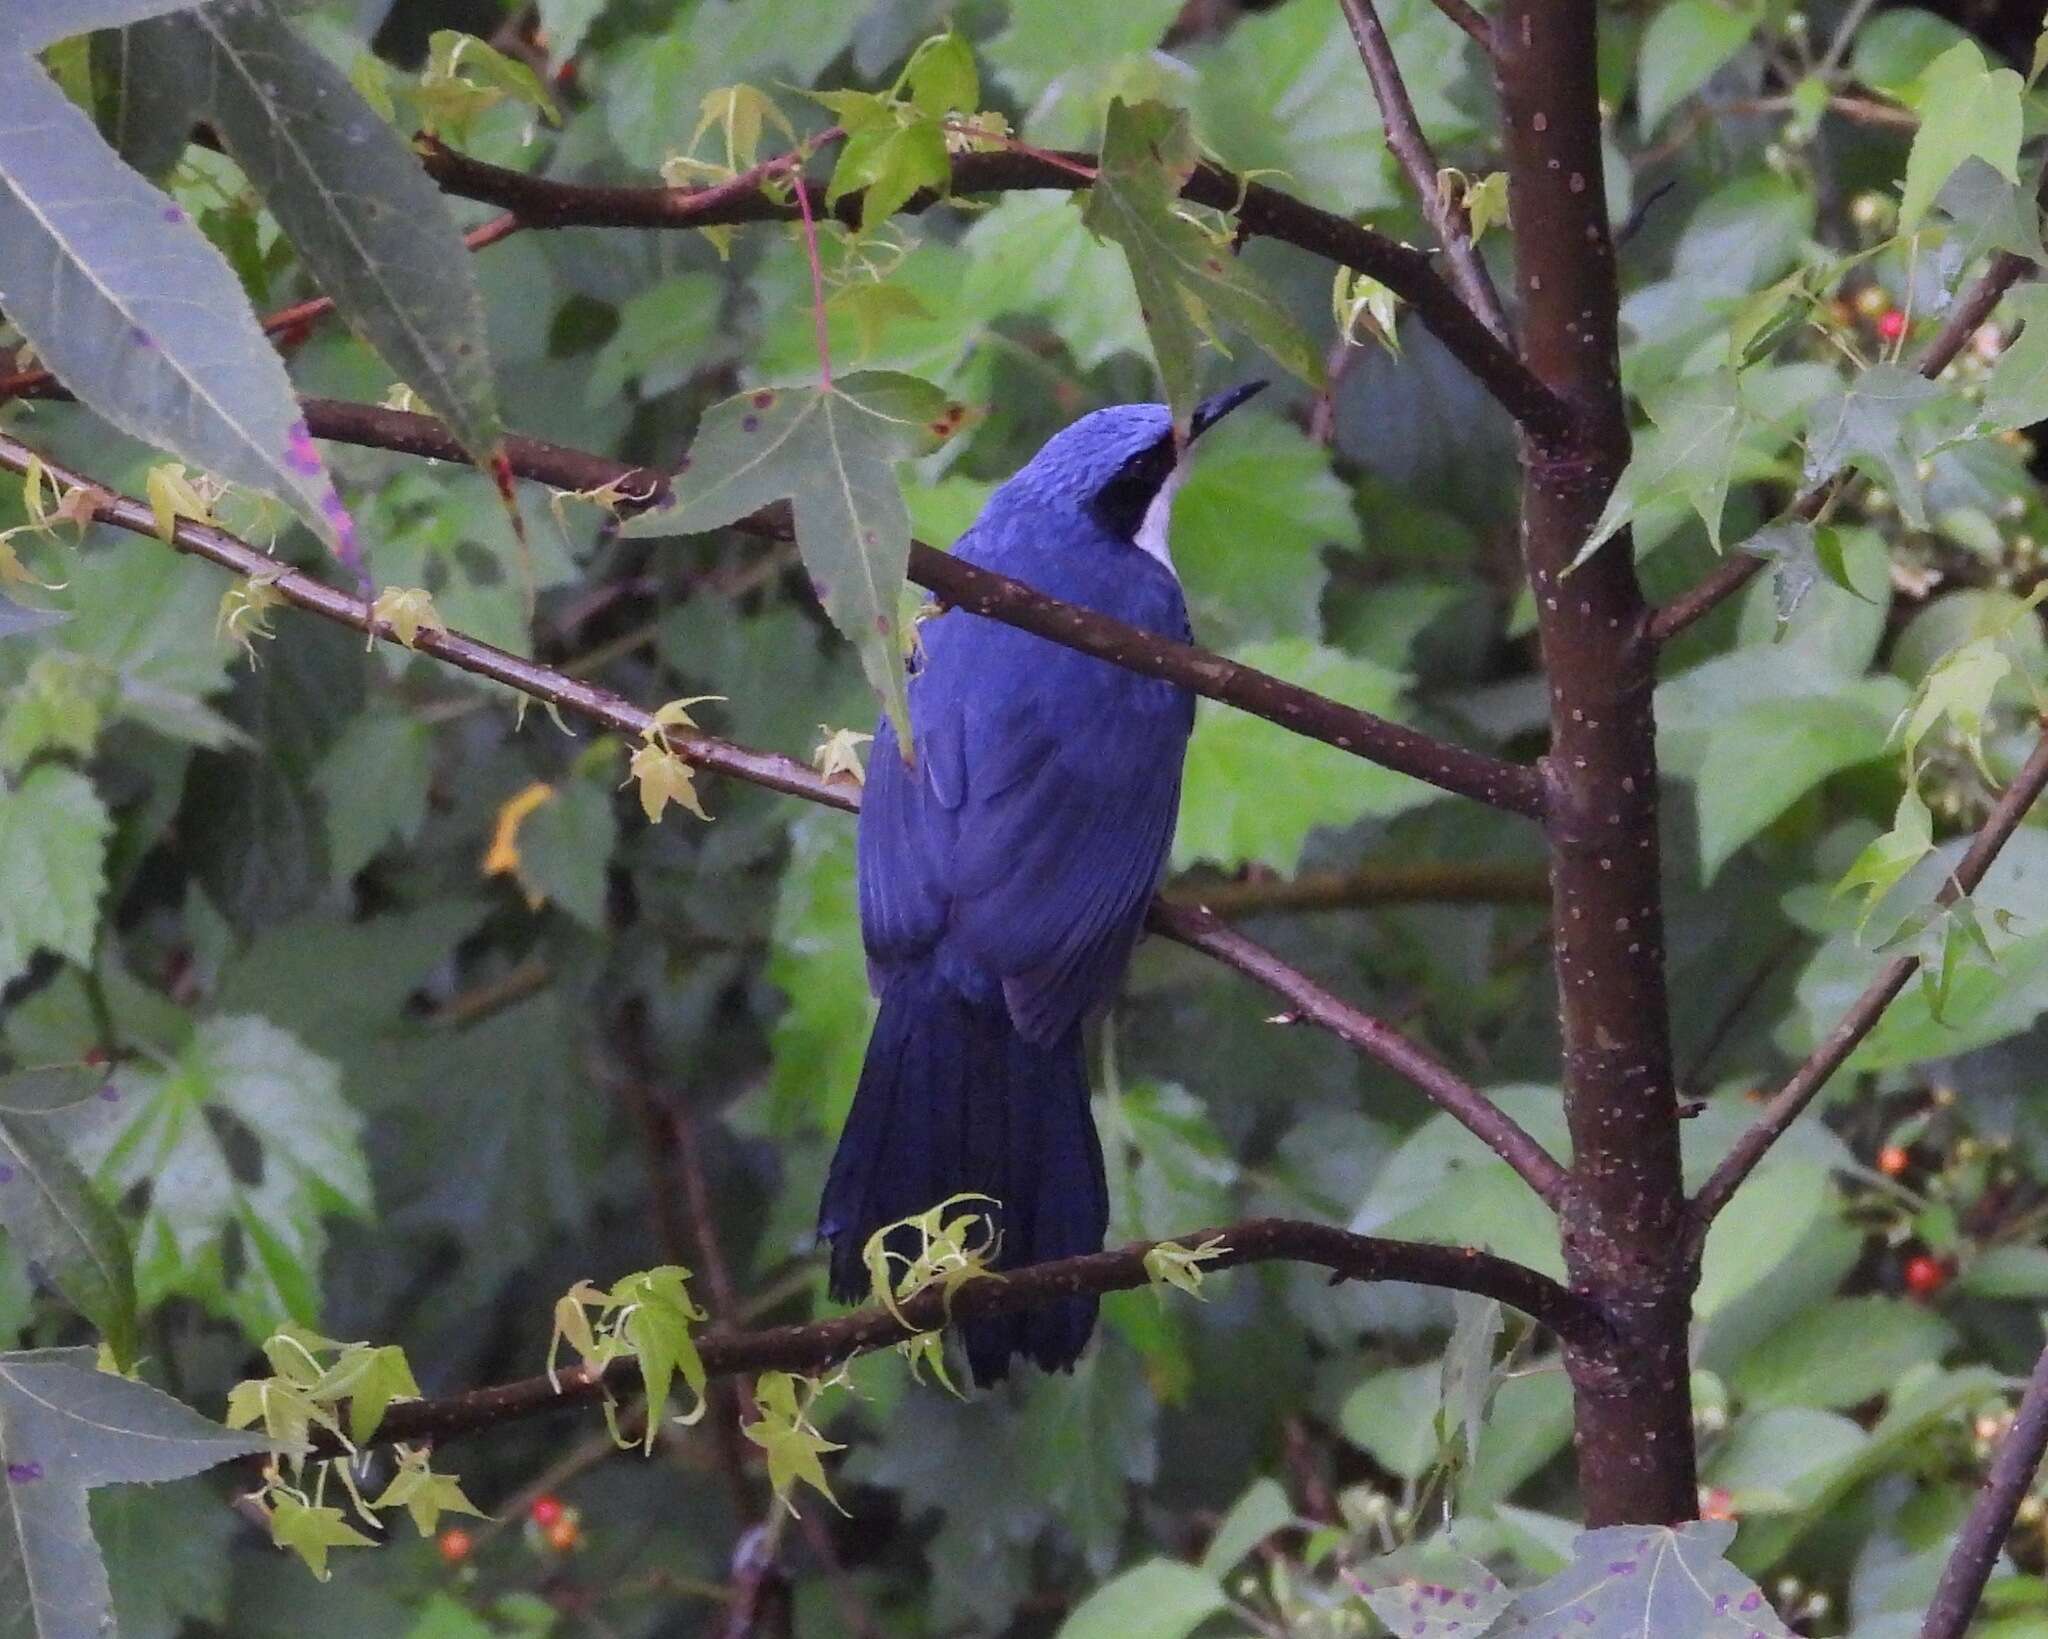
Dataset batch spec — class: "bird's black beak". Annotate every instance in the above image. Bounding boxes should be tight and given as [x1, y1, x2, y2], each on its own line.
[1190, 380, 1268, 440]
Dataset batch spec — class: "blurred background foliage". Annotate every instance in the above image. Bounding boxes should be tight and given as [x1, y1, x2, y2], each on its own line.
[4, 0, 2048, 1634]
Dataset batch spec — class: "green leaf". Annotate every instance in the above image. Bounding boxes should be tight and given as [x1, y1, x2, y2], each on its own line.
[619, 372, 961, 743]
[1852, 8, 1976, 99]
[0, 766, 110, 990]
[1579, 369, 1749, 566]
[584, 273, 723, 408]
[765, 812, 871, 1135]
[1056, 1559, 1225, 1639]
[1977, 285, 2048, 436]
[1959, 1244, 2048, 1299]
[0, 53, 359, 568]
[1637, 1, 1759, 134]
[1174, 639, 1430, 871]
[1197, 1476, 1291, 1577]
[902, 28, 978, 117]
[1730, 1297, 1955, 1411]
[1835, 785, 1936, 933]
[1897, 41, 2023, 231]
[534, 0, 604, 69]
[1487, 1521, 1792, 1636]
[95, 1479, 235, 1639]
[512, 776, 616, 931]
[1690, 692, 1900, 879]
[311, 707, 432, 881]
[182, 0, 503, 466]
[1896, 635, 2011, 773]
[91, 14, 209, 180]
[0, 1068, 105, 1118]
[1340, 1361, 1442, 1480]
[77, 1014, 368, 1337]
[0, 1347, 265, 1639]
[1439, 1291, 1503, 1470]
[828, 113, 950, 229]
[1803, 363, 1945, 529]
[961, 193, 1149, 372]
[0, 1105, 139, 1365]
[1170, 410, 1356, 642]
[1082, 98, 1323, 427]
[1350, 1543, 1514, 1637]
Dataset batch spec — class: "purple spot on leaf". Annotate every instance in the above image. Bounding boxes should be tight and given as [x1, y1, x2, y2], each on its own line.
[162, 205, 186, 224]
[0, 1164, 12, 1183]
[6, 1462, 41, 1483]
[285, 420, 324, 478]
[741, 414, 760, 433]
[1606, 1562, 1636, 1575]
[1740, 1591, 1762, 1612]
[99, 1083, 120, 1101]
[130, 327, 154, 349]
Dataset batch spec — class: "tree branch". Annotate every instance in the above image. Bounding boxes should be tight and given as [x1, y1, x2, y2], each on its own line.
[1152, 902, 1569, 1206]
[334, 1218, 1604, 1455]
[1920, 1337, 2048, 1639]
[1165, 859, 1550, 915]
[292, 396, 1548, 818]
[1428, 0, 1494, 51]
[1338, 0, 1510, 342]
[1686, 725, 2048, 1247]
[1648, 230, 2041, 647]
[412, 137, 1573, 444]
[0, 429, 1562, 1192]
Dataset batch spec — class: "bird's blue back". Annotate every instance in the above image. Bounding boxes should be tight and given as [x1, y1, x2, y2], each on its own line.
[857, 495, 1195, 1041]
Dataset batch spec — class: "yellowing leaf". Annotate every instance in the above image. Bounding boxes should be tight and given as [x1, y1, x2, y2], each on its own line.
[1463, 170, 1510, 241]
[812, 726, 873, 784]
[860, 1191, 1002, 1330]
[626, 740, 710, 823]
[482, 780, 557, 902]
[215, 571, 287, 662]
[145, 462, 213, 544]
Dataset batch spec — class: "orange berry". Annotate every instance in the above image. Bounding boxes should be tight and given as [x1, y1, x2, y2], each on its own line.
[529, 1494, 564, 1528]
[1877, 1145, 1910, 1177]
[1699, 1486, 1738, 1521]
[438, 1527, 474, 1565]
[1905, 1254, 1949, 1299]
[545, 1516, 581, 1552]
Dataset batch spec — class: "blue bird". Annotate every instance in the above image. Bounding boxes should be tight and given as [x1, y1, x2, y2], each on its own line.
[819, 382, 1266, 1384]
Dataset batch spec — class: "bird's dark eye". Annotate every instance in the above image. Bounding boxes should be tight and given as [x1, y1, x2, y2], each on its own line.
[1089, 435, 1176, 541]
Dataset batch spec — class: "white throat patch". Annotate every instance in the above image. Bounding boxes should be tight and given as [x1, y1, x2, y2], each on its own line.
[1133, 461, 1187, 576]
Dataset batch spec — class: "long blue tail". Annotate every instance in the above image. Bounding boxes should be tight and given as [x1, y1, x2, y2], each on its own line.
[818, 963, 1108, 1384]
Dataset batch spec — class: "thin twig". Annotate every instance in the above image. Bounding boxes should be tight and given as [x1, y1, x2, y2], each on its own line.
[411, 138, 1572, 443]
[297, 398, 1550, 818]
[1686, 726, 2048, 1248]
[339, 1218, 1605, 1453]
[0, 429, 1557, 1177]
[1428, 0, 1493, 52]
[1150, 903, 1570, 1207]
[1920, 1339, 2048, 1639]
[1338, 0, 1510, 342]
[1166, 859, 1550, 915]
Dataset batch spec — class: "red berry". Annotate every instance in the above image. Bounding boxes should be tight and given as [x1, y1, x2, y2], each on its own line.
[545, 1516, 581, 1552]
[438, 1527, 474, 1565]
[1877, 1145, 1910, 1178]
[1699, 1486, 1737, 1521]
[1905, 1254, 1949, 1299]
[81, 1047, 109, 1068]
[1876, 309, 1908, 342]
[528, 1494, 564, 1528]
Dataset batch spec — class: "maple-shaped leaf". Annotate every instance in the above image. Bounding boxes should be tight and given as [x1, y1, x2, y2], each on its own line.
[1897, 41, 2023, 230]
[1484, 1520, 1791, 1636]
[70, 1015, 370, 1339]
[1577, 368, 1753, 566]
[266, 1494, 376, 1581]
[1346, 1542, 1512, 1637]
[0, 1346, 265, 1639]
[1082, 98, 1323, 427]
[743, 1371, 845, 1516]
[620, 373, 965, 743]
[1803, 363, 1946, 528]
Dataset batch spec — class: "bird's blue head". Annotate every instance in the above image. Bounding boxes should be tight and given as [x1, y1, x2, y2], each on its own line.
[995, 382, 1266, 560]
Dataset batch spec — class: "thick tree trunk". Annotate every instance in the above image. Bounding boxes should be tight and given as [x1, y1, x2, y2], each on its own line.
[1495, 0, 1700, 1526]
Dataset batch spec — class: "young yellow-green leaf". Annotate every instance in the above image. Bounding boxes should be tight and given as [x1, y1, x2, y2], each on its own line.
[182, 0, 503, 469]
[1463, 169, 1510, 241]
[370, 586, 445, 650]
[1577, 369, 1749, 567]
[901, 28, 978, 117]
[266, 1493, 377, 1581]
[829, 113, 950, 229]
[1898, 41, 2023, 230]
[1835, 786, 1935, 932]
[1143, 1236, 1228, 1302]
[371, 1448, 486, 1536]
[618, 373, 964, 743]
[416, 30, 559, 141]
[339, 1345, 421, 1446]
[615, 1266, 710, 1451]
[0, 54, 360, 572]
[743, 1371, 845, 1516]
[861, 1191, 1002, 1329]
[1083, 98, 1323, 427]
